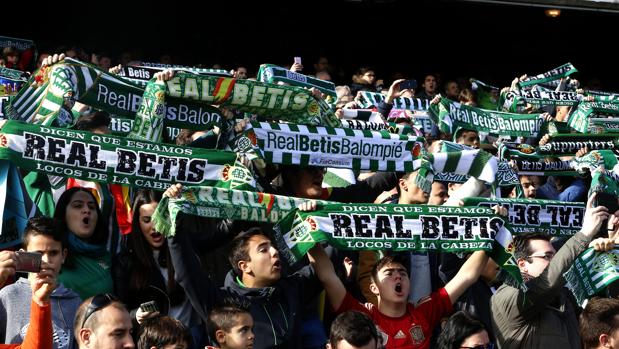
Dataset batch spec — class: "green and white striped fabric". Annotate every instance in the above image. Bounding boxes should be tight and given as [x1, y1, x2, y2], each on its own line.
[569, 99, 619, 133]
[257, 64, 337, 101]
[428, 149, 498, 184]
[322, 168, 356, 188]
[519, 85, 582, 107]
[243, 121, 424, 172]
[518, 63, 578, 88]
[565, 246, 619, 304]
[340, 109, 383, 122]
[339, 110, 417, 135]
[358, 91, 430, 111]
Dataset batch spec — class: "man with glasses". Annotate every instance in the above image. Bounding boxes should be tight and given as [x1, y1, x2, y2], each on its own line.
[491, 194, 619, 349]
[74, 294, 134, 349]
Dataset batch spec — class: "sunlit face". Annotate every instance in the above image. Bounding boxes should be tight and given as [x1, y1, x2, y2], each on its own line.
[399, 172, 429, 205]
[139, 202, 164, 250]
[457, 130, 480, 149]
[372, 262, 410, 304]
[241, 235, 281, 286]
[235, 67, 248, 79]
[65, 191, 98, 239]
[361, 71, 376, 85]
[518, 239, 556, 278]
[428, 182, 448, 205]
[216, 313, 255, 349]
[25, 234, 67, 278]
[290, 167, 325, 199]
[82, 306, 134, 349]
[423, 75, 437, 94]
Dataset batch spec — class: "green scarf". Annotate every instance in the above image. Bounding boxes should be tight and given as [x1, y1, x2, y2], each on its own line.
[569, 99, 619, 133]
[519, 85, 581, 107]
[428, 149, 498, 184]
[462, 197, 585, 236]
[241, 121, 424, 172]
[0, 120, 249, 190]
[429, 97, 544, 138]
[152, 186, 335, 237]
[514, 159, 577, 177]
[357, 91, 429, 111]
[537, 133, 619, 155]
[470, 78, 499, 110]
[5, 58, 224, 131]
[116, 64, 231, 87]
[588, 118, 619, 134]
[127, 80, 166, 142]
[518, 63, 578, 88]
[257, 64, 337, 102]
[272, 203, 522, 286]
[564, 246, 619, 304]
[166, 71, 339, 127]
[340, 118, 416, 136]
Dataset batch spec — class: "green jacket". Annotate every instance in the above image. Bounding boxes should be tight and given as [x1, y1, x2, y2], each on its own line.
[490, 232, 590, 349]
[59, 251, 113, 300]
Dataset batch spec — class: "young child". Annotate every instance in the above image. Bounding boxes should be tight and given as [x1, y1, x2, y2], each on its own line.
[206, 306, 254, 349]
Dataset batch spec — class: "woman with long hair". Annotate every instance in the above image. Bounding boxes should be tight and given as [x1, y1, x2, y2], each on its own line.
[436, 311, 494, 349]
[54, 187, 113, 299]
[112, 190, 201, 344]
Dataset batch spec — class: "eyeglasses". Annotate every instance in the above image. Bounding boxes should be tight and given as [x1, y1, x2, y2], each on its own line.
[80, 293, 117, 329]
[461, 343, 495, 349]
[527, 252, 555, 261]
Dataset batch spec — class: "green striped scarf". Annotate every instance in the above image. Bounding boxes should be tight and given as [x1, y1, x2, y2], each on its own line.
[519, 85, 581, 107]
[433, 162, 520, 188]
[514, 158, 577, 177]
[257, 64, 337, 102]
[357, 91, 429, 111]
[428, 149, 498, 184]
[152, 185, 335, 237]
[167, 71, 339, 127]
[5, 58, 224, 131]
[518, 63, 578, 88]
[127, 80, 166, 142]
[429, 97, 544, 138]
[242, 121, 424, 172]
[272, 203, 522, 286]
[568, 99, 619, 133]
[0, 120, 246, 190]
[564, 246, 619, 304]
[340, 118, 416, 136]
[470, 78, 499, 110]
[462, 197, 585, 236]
[589, 118, 619, 133]
[322, 168, 356, 189]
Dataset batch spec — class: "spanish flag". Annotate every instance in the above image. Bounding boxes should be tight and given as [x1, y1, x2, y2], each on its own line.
[257, 192, 275, 215]
[212, 77, 236, 104]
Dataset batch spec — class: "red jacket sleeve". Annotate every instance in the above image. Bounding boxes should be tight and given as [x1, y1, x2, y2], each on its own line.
[19, 300, 52, 349]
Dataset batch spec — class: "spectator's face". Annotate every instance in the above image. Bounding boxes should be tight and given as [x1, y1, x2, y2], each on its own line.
[235, 67, 248, 79]
[26, 234, 67, 278]
[291, 167, 325, 199]
[98, 56, 112, 71]
[518, 239, 556, 278]
[361, 71, 376, 85]
[457, 131, 480, 149]
[6, 53, 18, 64]
[139, 202, 165, 250]
[423, 75, 437, 94]
[371, 262, 410, 304]
[428, 182, 448, 205]
[243, 235, 281, 284]
[460, 330, 491, 349]
[83, 306, 134, 349]
[446, 82, 459, 98]
[399, 172, 429, 204]
[217, 313, 255, 349]
[315, 58, 329, 73]
[65, 191, 98, 239]
[520, 176, 540, 199]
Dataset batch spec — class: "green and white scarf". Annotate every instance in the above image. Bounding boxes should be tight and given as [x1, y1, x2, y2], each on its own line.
[5, 58, 224, 131]
[514, 159, 577, 177]
[462, 197, 584, 236]
[116, 64, 231, 87]
[470, 78, 499, 110]
[166, 71, 339, 127]
[429, 97, 544, 138]
[257, 64, 337, 102]
[0, 67, 27, 96]
[272, 203, 522, 285]
[152, 185, 335, 237]
[0, 120, 247, 190]
[340, 109, 383, 122]
[357, 91, 430, 111]
[537, 133, 619, 155]
[109, 115, 180, 142]
[519, 85, 582, 107]
[498, 142, 544, 160]
[564, 246, 619, 304]
[428, 149, 498, 184]
[241, 121, 424, 172]
[127, 80, 166, 142]
[589, 118, 619, 134]
[434, 162, 520, 187]
[340, 118, 416, 136]
[568, 99, 619, 133]
[518, 63, 578, 88]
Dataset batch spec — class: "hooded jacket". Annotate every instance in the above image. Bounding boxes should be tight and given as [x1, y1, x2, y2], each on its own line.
[0, 278, 81, 349]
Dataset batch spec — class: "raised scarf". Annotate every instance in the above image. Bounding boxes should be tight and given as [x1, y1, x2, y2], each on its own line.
[517, 63, 578, 88]
[257, 64, 337, 102]
[564, 246, 619, 304]
[357, 91, 429, 111]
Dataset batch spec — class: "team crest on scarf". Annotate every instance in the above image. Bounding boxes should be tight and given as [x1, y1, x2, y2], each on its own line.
[409, 325, 425, 345]
[0, 134, 7, 147]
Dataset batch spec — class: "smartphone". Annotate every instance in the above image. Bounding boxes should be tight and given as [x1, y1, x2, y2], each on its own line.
[139, 300, 159, 313]
[400, 79, 417, 90]
[595, 192, 619, 213]
[15, 251, 42, 273]
[293, 56, 302, 65]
